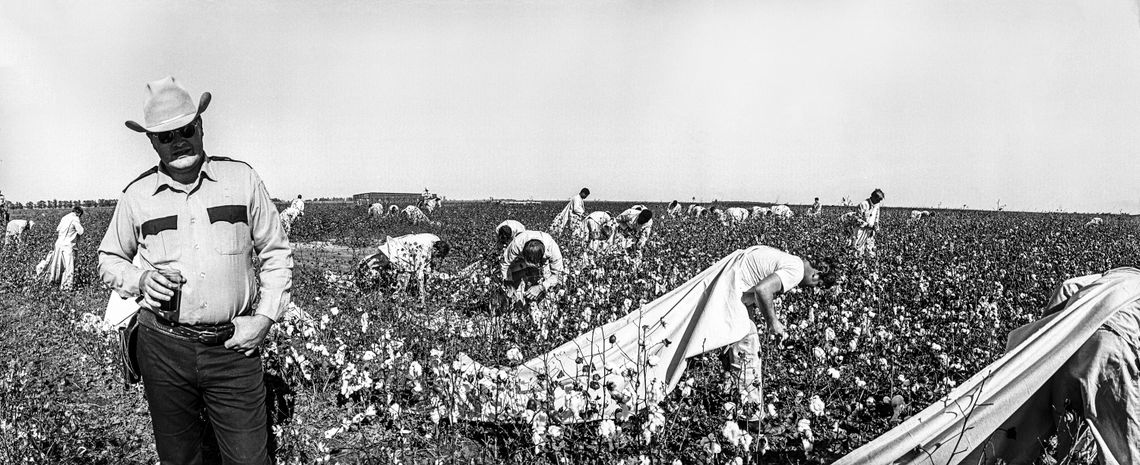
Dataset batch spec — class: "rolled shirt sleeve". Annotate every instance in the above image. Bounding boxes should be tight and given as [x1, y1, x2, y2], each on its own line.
[248, 174, 293, 322]
[97, 195, 146, 299]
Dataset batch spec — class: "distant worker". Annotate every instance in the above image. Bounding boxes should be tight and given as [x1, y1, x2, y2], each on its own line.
[850, 189, 885, 257]
[807, 198, 822, 217]
[387, 204, 399, 216]
[35, 206, 84, 290]
[4, 219, 34, 247]
[368, 202, 385, 217]
[770, 204, 794, 219]
[290, 194, 306, 213]
[496, 219, 527, 249]
[667, 201, 683, 218]
[614, 205, 654, 256]
[691, 205, 709, 217]
[356, 233, 450, 305]
[751, 206, 770, 218]
[724, 207, 750, 225]
[0, 190, 8, 223]
[550, 188, 589, 238]
[1085, 217, 1103, 226]
[499, 230, 565, 321]
[403, 205, 438, 226]
[584, 211, 616, 250]
[908, 210, 931, 221]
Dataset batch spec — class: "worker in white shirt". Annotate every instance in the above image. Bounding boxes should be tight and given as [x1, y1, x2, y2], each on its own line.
[807, 198, 822, 216]
[356, 233, 450, 304]
[499, 230, 565, 313]
[850, 189, 884, 257]
[550, 188, 589, 238]
[496, 220, 527, 248]
[290, 194, 305, 213]
[667, 201, 683, 218]
[584, 211, 616, 250]
[36, 206, 85, 290]
[614, 205, 653, 256]
[403, 205, 439, 226]
[4, 219, 35, 247]
[724, 207, 750, 225]
[367, 202, 385, 218]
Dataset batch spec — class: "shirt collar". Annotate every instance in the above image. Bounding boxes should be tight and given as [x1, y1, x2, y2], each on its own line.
[152, 156, 218, 195]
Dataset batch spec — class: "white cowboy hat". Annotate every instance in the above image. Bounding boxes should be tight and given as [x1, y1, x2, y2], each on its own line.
[125, 76, 211, 133]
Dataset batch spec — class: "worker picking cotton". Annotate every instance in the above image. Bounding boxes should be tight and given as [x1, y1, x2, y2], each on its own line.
[769, 204, 794, 219]
[403, 205, 438, 226]
[368, 202, 385, 217]
[723, 247, 837, 414]
[806, 198, 822, 216]
[499, 230, 565, 326]
[290, 194, 306, 213]
[614, 205, 654, 256]
[3, 219, 34, 247]
[35, 206, 85, 290]
[667, 201, 683, 218]
[356, 233, 450, 304]
[724, 207, 750, 225]
[550, 188, 589, 238]
[495, 220, 526, 248]
[850, 189, 884, 257]
[583, 211, 616, 250]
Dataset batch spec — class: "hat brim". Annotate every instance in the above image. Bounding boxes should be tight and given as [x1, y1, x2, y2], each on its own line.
[125, 92, 211, 133]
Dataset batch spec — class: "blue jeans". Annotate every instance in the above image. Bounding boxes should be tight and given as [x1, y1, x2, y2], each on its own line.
[137, 324, 269, 465]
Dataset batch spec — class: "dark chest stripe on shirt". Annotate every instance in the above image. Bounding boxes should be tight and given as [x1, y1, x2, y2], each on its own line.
[141, 216, 177, 238]
[207, 205, 248, 224]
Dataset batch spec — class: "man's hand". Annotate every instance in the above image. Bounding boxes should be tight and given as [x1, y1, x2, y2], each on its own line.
[225, 315, 274, 357]
[524, 284, 544, 300]
[140, 270, 182, 310]
[768, 320, 788, 342]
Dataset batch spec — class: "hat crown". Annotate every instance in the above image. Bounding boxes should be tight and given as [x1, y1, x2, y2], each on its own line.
[141, 76, 197, 131]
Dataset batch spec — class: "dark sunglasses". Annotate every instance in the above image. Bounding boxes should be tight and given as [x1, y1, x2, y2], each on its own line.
[148, 119, 200, 144]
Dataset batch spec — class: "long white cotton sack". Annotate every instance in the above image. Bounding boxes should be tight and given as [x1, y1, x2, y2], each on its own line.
[832, 268, 1140, 465]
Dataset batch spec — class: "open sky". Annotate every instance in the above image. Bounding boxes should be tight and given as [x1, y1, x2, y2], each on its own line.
[2, 0, 1139, 212]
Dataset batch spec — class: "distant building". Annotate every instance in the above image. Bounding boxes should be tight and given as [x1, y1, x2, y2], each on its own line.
[353, 192, 423, 206]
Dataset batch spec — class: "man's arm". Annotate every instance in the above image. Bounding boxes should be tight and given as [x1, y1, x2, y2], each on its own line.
[73, 216, 84, 236]
[747, 274, 787, 338]
[97, 197, 145, 298]
[636, 223, 651, 250]
[248, 176, 294, 323]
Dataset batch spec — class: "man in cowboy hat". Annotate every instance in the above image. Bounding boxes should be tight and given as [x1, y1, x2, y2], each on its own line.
[98, 76, 293, 465]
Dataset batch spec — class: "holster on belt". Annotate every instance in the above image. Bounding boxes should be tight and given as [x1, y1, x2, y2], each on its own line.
[117, 314, 141, 389]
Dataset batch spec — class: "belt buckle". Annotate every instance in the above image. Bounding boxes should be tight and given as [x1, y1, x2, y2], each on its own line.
[196, 330, 221, 345]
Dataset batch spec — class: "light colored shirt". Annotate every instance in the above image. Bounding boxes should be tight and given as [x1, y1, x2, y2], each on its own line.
[6, 219, 31, 236]
[496, 220, 526, 240]
[771, 204, 794, 218]
[858, 199, 881, 228]
[54, 212, 84, 247]
[616, 205, 653, 249]
[737, 246, 805, 294]
[379, 233, 440, 279]
[97, 157, 294, 324]
[368, 203, 384, 216]
[290, 198, 306, 212]
[809, 201, 822, 215]
[725, 207, 749, 224]
[501, 230, 565, 290]
[585, 211, 613, 240]
[570, 195, 586, 217]
[403, 205, 431, 224]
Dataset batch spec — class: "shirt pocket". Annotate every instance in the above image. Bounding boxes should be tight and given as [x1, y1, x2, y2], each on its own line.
[140, 215, 181, 260]
[207, 205, 252, 255]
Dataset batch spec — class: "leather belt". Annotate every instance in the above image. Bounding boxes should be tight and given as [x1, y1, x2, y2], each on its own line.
[138, 310, 235, 346]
